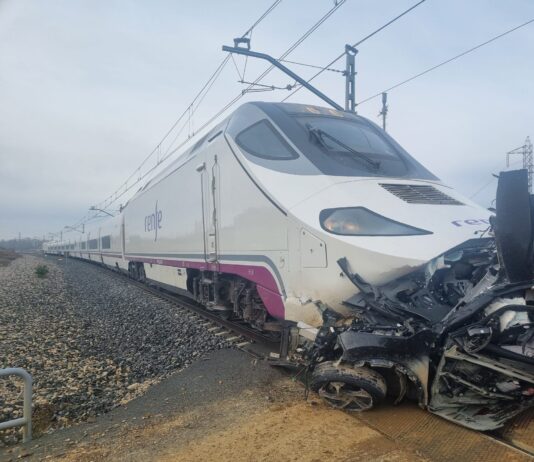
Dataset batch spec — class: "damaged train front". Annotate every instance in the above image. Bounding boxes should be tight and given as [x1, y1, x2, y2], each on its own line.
[296, 169, 534, 431]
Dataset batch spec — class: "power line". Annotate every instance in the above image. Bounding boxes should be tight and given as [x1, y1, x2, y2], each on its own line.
[162, 0, 348, 160]
[242, 0, 282, 38]
[282, 0, 427, 103]
[107, 0, 348, 209]
[358, 17, 534, 106]
[278, 58, 343, 73]
[230, 53, 244, 80]
[63, 0, 284, 233]
[251, 0, 347, 87]
[71, 0, 347, 230]
[469, 176, 497, 199]
[469, 156, 525, 200]
[88, 0, 284, 217]
[99, 55, 231, 210]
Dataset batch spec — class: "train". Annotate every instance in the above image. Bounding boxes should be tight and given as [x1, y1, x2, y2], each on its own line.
[44, 102, 534, 430]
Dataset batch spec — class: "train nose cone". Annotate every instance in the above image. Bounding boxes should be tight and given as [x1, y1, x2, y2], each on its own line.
[291, 178, 492, 264]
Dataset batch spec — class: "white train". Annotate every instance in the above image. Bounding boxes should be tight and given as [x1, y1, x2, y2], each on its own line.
[45, 102, 490, 326]
[45, 102, 533, 430]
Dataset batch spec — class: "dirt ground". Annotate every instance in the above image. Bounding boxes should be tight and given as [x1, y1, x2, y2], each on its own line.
[3, 348, 533, 462]
[3, 350, 428, 462]
[0, 249, 18, 267]
[54, 381, 426, 462]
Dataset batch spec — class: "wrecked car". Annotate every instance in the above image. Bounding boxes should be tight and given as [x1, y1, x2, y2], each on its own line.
[298, 169, 534, 431]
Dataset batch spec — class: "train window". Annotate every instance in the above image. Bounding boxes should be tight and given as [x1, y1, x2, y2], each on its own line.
[101, 235, 111, 249]
[294, 115, 409, 177]
[88, 239, 98, 249]
[236, 120, 298, 160]
[81, 242, 86, 250]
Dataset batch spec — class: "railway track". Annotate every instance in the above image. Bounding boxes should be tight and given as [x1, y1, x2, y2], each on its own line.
[126, 277, 280, 358]
[67, 257, 281, 359]
[97, 261, 534, 458]
[48, 255, 534, 459]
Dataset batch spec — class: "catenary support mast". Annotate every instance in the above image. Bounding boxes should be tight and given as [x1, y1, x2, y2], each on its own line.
[344, 44, 358, 113]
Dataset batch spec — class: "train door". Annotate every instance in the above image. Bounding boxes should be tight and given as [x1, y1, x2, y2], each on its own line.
[199, 152, 220, 264]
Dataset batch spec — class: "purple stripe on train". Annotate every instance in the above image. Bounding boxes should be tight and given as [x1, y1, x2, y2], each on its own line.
[126, 256, 285, 319]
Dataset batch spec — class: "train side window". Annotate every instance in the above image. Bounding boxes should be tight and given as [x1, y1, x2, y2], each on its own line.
[236, 119, 298, 160]
[88, 239, 98, 250]
[101, 235, 111, 249]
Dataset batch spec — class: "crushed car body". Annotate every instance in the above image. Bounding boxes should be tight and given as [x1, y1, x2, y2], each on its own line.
[296, 169, 534, 431]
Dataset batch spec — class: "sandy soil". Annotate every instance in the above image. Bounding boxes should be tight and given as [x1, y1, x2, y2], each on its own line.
[3, 348, 531, 462]
[54, 377, 426, 462]
[157, 401, 424, 462]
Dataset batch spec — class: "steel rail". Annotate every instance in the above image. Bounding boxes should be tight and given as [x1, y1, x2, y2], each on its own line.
[58, 256, 281, 353]
[44, 255, 533, 455]
[122, 274, 280, 348]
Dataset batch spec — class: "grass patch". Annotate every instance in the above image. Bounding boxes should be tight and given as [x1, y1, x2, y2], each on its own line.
[35, 264, 49, 278]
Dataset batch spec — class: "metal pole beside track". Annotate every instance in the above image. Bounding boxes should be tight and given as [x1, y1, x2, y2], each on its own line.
[0, 368, 32, 442]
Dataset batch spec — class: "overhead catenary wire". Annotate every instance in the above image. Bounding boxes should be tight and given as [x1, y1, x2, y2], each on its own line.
[60, 1, 284, 236]
[251, 0, 347, 86]
[86, 0, 348, 218]
[357, 17, 534, 105]
[281, 0, 427, 103]
[162, 0, 348, 160]
[469, 176, 497, 199]
[278, 58, 343, 73]
[469, 158, 524, 199]
[230, 53, 244, 81]
[78, 0, 284, 225]
[66, 0, 406, 233]
[161, 55, 231, 159]
[104, 54, 231, 203]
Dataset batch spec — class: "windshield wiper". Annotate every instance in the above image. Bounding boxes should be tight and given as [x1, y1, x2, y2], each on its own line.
[306, 124, 380, 171]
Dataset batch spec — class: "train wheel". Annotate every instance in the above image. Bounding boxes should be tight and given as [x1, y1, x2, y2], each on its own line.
[310, 362, 387, 412]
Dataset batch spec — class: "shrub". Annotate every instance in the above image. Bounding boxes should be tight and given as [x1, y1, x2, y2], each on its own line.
[35, 265, 49, 278]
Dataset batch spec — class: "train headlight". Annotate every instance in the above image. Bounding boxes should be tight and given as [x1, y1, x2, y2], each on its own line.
[320, 207, 432, 236]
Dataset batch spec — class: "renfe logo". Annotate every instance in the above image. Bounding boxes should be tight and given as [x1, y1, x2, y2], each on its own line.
[451, 218, 490, 227]
[145, 201, 163, 241]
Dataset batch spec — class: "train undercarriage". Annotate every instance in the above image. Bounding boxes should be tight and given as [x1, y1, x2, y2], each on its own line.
[188, 270, 271, 331]
[125, 262, 277, 333]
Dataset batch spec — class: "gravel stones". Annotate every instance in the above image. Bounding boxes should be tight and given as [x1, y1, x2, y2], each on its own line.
[0, 255, 228, 444]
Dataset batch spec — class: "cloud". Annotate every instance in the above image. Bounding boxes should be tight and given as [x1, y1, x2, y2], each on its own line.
[1, 0, 533, 239]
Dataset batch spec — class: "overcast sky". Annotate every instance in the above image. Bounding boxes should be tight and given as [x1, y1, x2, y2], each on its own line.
[1, 0, 533, 240]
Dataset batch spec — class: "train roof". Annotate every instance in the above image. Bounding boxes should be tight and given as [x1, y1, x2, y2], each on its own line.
[125, 101, 374, 207]
[249, 101, 354, 118]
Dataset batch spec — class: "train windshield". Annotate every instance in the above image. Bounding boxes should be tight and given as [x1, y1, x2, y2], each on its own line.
[229, 103, 438, 180]
[298, 116, 401, 174]
[291, 114, 416, 177]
